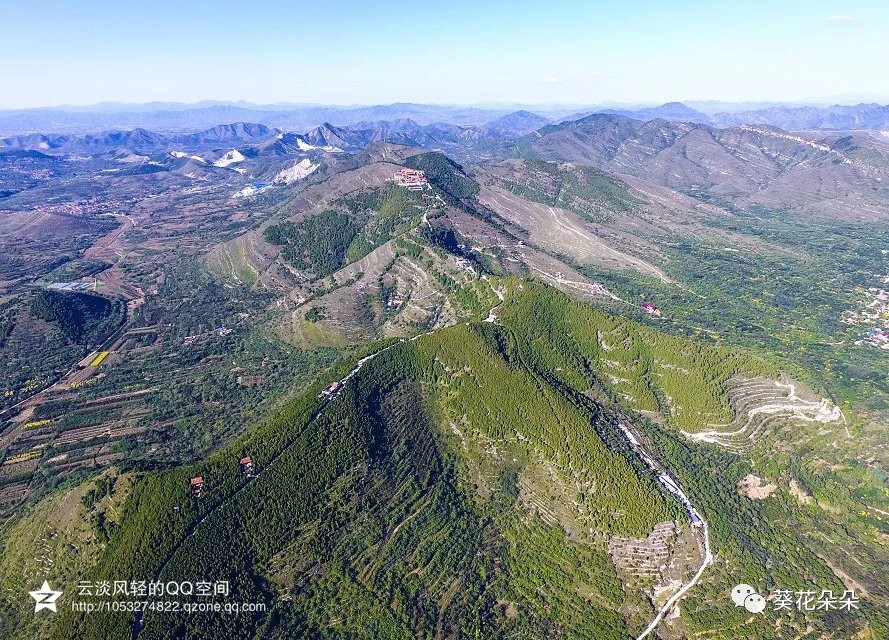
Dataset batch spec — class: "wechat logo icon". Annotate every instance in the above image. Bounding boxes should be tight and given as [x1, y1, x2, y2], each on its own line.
[731, 584, 766, 614]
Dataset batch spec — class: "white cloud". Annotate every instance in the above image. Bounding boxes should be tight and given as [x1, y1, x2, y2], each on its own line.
[825, 15, 854, 22]
[540, 77, 561, 84]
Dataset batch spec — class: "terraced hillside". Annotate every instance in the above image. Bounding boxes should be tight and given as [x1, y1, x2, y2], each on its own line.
[682, 375, 844, 451]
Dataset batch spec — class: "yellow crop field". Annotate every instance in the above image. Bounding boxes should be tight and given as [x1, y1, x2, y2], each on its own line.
[24, 419, 53, 429]
[90, 351, 110, 367]
[70, 378, 99, 390]
[3, 449, 42, 465]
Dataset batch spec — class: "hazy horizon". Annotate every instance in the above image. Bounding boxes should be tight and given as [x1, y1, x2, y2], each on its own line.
[3, 0, 888, 109]
[3, 94, 889, 114]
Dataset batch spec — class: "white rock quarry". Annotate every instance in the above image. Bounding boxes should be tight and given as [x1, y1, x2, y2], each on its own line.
[233, 185, 258, 198]
[213, 149, 246, 167]
[273, 158, 319, 184]
[233, 184, 273, 199]
[170, 151, 207, 162]
[296, 138, 343, 153]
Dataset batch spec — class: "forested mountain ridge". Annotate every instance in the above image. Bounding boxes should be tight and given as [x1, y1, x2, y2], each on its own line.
[0, 282, 882, 640]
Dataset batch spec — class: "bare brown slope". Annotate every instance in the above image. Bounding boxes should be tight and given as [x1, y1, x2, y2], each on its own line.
[530, 115, 889, 221]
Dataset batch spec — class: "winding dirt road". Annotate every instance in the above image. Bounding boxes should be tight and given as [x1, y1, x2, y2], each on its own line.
[615, 420, 714, 640]
[636, 519, 712, 639]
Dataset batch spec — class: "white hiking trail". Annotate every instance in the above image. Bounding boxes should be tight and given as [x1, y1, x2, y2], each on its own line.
[483, 276, 505, 323]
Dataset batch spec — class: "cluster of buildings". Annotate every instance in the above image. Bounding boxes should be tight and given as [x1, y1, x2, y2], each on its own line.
[188, 455, 257, 499]
[857, 327, 889, 350]
[182, 326, 233, 347]
[641, 302, 661, 316]
[28, 197, 123, 216]
[842, 282, 889, 349]
[393, 168, 428, 191]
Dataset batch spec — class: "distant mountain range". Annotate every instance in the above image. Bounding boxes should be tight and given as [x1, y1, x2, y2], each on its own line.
[2, 100, 888, 138]
[707, 103, 889, 130]
[0, 112, 555, 157]
[0, 123, 276, 154]
[172, 122, 274, 146]
[0, 103, 528, 137]
[562, 101, 889, 130]
[4, 106, 889, 225]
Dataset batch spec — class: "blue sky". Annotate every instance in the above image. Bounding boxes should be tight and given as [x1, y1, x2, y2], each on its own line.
[1, 0, 887, 108]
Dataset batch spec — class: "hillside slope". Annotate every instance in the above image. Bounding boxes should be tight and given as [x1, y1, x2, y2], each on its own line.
[0, 283, 875, 640]
[526, 114, 889, 221]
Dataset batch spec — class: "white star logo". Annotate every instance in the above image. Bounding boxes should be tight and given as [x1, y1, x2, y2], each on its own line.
[29, 581, 62, 613]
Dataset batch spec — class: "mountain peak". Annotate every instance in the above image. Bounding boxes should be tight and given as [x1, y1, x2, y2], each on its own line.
[484, 110, 550, 135]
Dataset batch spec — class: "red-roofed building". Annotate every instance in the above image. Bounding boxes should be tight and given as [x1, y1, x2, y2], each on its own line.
[320, 381, 342, 398]
[239, 456, 255, 478]
[393, 168, 428, 190]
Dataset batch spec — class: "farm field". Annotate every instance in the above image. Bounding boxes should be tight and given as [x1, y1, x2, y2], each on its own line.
[0, 264, 340, 518]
